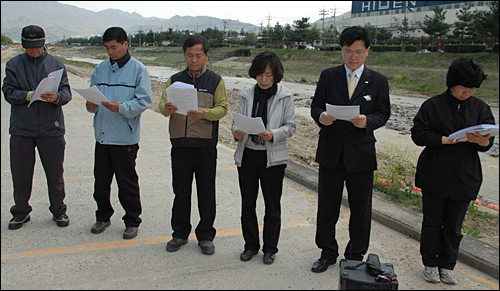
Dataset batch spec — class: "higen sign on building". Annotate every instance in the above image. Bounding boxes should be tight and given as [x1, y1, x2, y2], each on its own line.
[352, 1, 464, 13]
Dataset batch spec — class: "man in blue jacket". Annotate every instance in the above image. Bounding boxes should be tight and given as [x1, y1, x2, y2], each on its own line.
[3, 25, 72, 230]
[86, 27, 152, 240]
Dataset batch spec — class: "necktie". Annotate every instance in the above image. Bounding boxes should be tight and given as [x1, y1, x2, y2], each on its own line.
[348, 71, 356, 99]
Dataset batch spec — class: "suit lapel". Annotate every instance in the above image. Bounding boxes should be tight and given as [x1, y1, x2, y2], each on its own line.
[350, 68, 372, 102]
[335, 67, 349, 103]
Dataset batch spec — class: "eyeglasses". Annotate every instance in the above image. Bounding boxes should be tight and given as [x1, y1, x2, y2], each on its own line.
[342, 49, 367, 56]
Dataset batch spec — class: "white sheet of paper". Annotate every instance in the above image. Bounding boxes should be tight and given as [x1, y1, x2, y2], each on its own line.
[449, 124, 499, 142]
[166, 82, 198, 115]
[28, 77, 55, 107]
[232, 111, 267, 135]
[326, 104, 360, 121]
[74, 86, 110, 105]
[170, 81, 195, 89]
[48, 68, 64, 92]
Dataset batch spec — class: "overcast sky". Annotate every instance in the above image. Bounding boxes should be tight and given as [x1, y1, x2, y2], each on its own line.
[58, 1, 352, 27]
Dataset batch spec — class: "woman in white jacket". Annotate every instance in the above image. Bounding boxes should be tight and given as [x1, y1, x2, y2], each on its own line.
[232, 51, 296, 264]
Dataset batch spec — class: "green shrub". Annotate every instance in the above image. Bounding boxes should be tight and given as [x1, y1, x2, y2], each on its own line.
[318, 46, 339, 51]
[426, 46, 442, 52]
[492, 43, 498, 53]
[370, 45, 402, 52]
[403, 45, 418, 52]
[443, 44, 487, 53]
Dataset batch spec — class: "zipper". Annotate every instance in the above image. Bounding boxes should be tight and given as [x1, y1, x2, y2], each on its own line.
[183, 72, 197, 146]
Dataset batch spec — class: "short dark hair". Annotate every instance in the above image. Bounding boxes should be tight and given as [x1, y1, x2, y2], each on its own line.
[339, 26, 372, 48]
[103, 27, 128, 44]
[248, 50, 284, 83]
[182, 35, 210, 54]
[446, 56, 487, 89]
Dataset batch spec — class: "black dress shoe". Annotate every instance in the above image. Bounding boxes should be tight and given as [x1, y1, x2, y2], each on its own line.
[8, 215, 31, 230]
[240, 250, 258, 261]
[311, 257, 336, 273]
[166, 237, 188, 252]
[91, 220, 111, 234]
[123, 226, 138, 239]
[263, 253, 276, 265]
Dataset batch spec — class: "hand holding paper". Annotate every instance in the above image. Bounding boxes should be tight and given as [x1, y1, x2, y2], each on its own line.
[448, 124, 499, 142]
[232, 111, 266, 135]
[74, 86, 110, 105]
[166, 81, 198, 115]
[326, 104, 360, 121]
[28, 69, 64, 108]
[28, 77, 55, 107]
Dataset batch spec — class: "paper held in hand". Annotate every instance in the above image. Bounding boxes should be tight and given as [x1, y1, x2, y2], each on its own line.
[448, 124, 499, 142]
[232, 111, 267, 135]
[28, 68, 64, 107]
[73, 86, 110, 105]
[326, 104, 360, 121]
[166, 81, 198, 115]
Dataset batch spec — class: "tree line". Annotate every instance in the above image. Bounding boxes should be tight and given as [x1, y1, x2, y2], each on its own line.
[4, 2, 495, 50]
[372, 2, 498, 51]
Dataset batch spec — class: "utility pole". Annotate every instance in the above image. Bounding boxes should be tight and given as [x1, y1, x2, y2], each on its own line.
[222, 19, 228, 38]
[253, 27, 256, 47]
[196, 24, 199, 34]
[266, 14, 272, 44]
[330, 5, 337, 45]
[319, 6, 328, 45]
[138, 28, 143, 47]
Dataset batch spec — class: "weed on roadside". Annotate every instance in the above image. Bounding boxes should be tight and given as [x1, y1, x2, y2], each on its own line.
[374, 143, 498, 242]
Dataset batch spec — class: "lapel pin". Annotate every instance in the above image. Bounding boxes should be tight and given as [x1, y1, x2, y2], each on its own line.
[364, 95, 372, 101]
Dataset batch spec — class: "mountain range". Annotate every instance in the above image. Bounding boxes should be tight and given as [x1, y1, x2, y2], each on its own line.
[0, 1, 260, 42]
[1, 1, 351, 43]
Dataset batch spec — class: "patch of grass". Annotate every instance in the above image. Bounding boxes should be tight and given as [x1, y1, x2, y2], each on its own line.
[374, 143, 498, 239]
[374, 143, 421, 211]
[55, 56, 96, 68]
[462, 224, 486, 239]
[466, 201, 498, 220]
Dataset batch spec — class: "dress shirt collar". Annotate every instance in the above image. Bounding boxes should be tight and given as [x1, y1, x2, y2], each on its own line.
[344, 64, 364, 80]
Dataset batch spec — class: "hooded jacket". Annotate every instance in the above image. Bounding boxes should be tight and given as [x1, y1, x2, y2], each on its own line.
[2, 50, 71, 137]
[233, 83, 296, 168]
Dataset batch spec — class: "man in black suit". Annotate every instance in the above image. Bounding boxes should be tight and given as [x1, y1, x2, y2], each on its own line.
[310, 26, 391, 273]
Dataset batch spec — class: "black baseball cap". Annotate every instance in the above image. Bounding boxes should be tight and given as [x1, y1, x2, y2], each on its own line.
[21, 25, 45, 48]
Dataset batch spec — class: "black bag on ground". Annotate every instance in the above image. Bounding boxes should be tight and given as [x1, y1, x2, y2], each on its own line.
[339, 253, 398, 290]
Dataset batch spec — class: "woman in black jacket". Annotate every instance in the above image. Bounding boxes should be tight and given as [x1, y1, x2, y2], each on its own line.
[411, 57, 495, 285]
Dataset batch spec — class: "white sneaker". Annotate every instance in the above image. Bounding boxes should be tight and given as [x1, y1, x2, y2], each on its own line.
[423, 266, 440, 283]
[439, 268, 458, 284]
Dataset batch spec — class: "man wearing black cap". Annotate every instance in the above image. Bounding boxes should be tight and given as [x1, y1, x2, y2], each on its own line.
[2, 25, 72, 230]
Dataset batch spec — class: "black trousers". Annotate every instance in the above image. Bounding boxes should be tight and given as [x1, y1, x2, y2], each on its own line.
[420, 192, 470, 270]
[238, 148, 286, 254]
[170, 147, 217, 241]
[315, 155, 373, 261]
[93, 142, 142, 227]
[10, 135, 67, 218]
